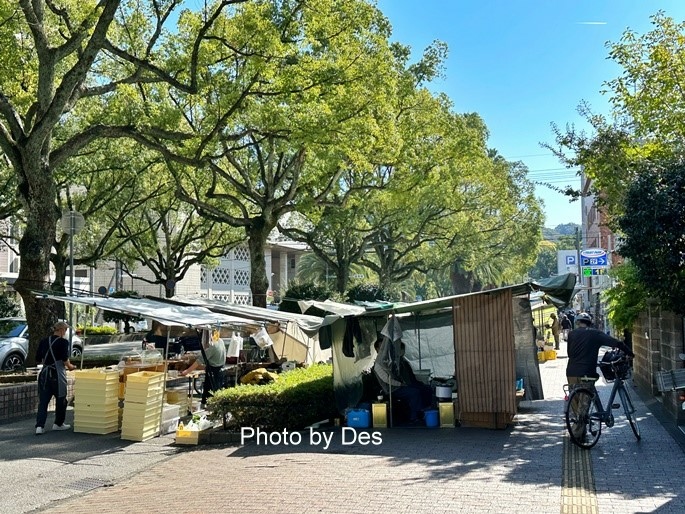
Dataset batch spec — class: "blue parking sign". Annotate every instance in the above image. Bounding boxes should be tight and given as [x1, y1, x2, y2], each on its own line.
[566, 255, 576, 265]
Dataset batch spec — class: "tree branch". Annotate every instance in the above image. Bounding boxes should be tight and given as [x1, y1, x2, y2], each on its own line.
[30, 0, 121, 149]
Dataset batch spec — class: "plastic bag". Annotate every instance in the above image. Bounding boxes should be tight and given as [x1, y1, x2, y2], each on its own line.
[227, 332, 243, 358]
[252, 326, 273, 349]
[198, 415, 213, 431]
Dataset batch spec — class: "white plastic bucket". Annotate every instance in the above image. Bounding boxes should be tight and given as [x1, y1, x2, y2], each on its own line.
[435, 385, 452, 400]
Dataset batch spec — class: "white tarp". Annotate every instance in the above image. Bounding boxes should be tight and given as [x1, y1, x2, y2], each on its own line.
[171, 296, 332, 336]
[38, 295, 251, 328]
[40, 294, 334, 364]
[170, 296, 333, 364]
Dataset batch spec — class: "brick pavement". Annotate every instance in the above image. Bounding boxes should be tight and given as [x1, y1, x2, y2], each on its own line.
[24, 340, 685, 513]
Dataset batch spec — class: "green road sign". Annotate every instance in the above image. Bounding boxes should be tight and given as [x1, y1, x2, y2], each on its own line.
[582, 267, 606, 277]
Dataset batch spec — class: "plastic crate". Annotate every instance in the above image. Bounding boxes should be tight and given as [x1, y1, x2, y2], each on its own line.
[165, 390, 185, 404]
[162, 403, 180, 421]
[75, 410, 119, 424]
[74, 423, 120, 435]
[74, 369, 120, 380]
[161, 416, 180, 435]
[125, 371, 165, 385]
[75, 399, 119, 415]
[124, 386, 164, 401]
[121, 425, 160, 442]
[175, 428, 211, 445]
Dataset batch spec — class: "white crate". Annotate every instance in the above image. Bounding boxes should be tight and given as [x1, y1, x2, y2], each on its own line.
[162, 403, 180, 421]
[161, 416, 180, 435]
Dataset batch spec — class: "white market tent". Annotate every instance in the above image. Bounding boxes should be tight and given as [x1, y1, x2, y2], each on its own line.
[37, 294, 259, 438]
[166, 296, 335, 364]
[38, 294, 336, 365]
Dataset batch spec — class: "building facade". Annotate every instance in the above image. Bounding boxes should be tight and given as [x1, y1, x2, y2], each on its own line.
[74, 241, 306, 305]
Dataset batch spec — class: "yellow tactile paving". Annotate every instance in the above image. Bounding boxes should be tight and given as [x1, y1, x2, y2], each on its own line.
[561, 434, 598, 513]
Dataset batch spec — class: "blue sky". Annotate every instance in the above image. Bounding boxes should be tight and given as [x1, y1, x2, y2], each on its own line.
[375, 0, 685, 229]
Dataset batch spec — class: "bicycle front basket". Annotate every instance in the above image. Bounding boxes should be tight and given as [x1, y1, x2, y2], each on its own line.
[599, 350, 620, 381]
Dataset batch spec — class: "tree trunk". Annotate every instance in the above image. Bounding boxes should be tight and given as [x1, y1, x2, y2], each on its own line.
[450, 261, 476, 295]
[14, 158, 60, 367]
[51, 238, 68, 293]
[247, 226, 270, 308]
[335, 263, 350, 294]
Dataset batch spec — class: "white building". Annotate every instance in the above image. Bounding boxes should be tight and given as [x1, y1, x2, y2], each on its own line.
[0, 219, 20, 289]
[72, 241, 307, 305]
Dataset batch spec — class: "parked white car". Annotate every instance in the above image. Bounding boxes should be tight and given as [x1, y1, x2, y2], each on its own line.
[0, 318, 82, 371]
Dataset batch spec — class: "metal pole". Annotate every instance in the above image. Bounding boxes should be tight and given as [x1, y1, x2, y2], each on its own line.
[575, 227, 583, 309]
[69, 213, 74, 354]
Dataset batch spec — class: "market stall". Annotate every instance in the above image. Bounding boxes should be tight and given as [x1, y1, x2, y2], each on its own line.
[299, 274, 576, 429]
[38, 294, 261, 440]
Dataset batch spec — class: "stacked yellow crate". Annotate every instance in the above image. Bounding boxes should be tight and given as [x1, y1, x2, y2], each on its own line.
[121, 371, 165, 442]
[73, 369, 120, 434]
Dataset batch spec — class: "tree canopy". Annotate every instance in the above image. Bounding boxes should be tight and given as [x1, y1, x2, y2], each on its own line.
[618, 158, 685, 315]
[549, 12, 685, 317]
[0, 0, 548, 361]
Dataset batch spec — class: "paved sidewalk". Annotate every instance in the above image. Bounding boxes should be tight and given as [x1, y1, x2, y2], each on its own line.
[3, 340, 684, 514]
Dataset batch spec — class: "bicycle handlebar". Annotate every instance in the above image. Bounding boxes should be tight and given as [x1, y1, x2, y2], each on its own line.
[597, 351, 633, 367]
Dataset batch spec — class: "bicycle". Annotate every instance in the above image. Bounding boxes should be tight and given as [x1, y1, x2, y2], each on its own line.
[563, 350, 641, 449]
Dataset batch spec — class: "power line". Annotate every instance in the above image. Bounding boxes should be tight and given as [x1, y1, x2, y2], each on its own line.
[528, 168, 578, 175]
[504, 153, 556, 159]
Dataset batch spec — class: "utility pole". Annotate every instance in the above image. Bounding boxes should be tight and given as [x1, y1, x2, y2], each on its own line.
[575, 227, 583, 309]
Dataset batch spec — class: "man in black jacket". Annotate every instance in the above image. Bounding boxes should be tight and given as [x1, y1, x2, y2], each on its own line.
[565, 313, 634, 441]
[566, 312, 633, 385]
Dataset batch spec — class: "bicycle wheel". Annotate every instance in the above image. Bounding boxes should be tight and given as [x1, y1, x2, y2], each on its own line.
[565, 388, 601, 449]
[618, 386, 641, 440]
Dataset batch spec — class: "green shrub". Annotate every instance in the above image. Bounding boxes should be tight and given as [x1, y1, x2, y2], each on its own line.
[78, 325, 118, 335]
[278, 281, 332, 315]
[209, 364, 336, 432]
[346, 283, 390, 303]
[0, 290, 20, 318]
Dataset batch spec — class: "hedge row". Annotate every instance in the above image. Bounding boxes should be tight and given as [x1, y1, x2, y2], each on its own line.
[208, 364, 336, 432]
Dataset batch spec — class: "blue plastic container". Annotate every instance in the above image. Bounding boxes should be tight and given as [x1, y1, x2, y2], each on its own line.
[424, 409, 439, 428]
[347, 409, 370, 428]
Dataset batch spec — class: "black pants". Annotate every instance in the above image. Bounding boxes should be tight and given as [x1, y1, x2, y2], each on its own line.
[202, 366, 225, 403]
[36, 377, 67, 428]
